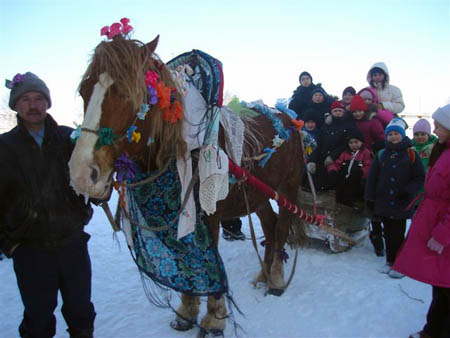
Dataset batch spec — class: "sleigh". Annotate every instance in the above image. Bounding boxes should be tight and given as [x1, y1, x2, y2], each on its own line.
[298, 188, 369, 252]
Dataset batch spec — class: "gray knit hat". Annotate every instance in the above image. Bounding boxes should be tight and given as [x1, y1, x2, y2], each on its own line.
[6, 72, 52, 110]
[432, 104, 450, 130]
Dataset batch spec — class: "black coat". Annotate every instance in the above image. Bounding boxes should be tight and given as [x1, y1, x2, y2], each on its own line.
[364, 138, 425, 219]
[288, 84, 317, 117]
[0, 114, 93, 255]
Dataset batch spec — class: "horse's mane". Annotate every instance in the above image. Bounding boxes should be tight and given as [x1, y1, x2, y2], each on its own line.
[80, 36, 186, 169]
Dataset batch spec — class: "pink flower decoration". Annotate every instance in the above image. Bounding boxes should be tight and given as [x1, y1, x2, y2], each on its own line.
[145, 71, 159, 87]
[107, 22, 122, 39]
[100, 26, 109, 36]
[122, 24, 133, 34]
[120, 18, 130, 25]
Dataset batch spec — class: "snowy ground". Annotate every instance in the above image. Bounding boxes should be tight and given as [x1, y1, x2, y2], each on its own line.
[1, 194, 430, 338]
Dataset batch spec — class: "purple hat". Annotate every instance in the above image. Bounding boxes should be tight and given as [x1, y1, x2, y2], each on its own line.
[413, 119, 431, 135]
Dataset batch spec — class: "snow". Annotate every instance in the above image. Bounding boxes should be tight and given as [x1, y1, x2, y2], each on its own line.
[1, 193, 430, 338]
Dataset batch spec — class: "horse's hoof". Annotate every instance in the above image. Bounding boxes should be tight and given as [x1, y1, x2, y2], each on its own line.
[170, 317, 195, 331]
[197, 328, 224, 338]
[266, 288, 284, 296]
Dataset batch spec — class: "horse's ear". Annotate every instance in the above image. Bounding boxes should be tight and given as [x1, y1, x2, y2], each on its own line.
[145, 35, 159, 54]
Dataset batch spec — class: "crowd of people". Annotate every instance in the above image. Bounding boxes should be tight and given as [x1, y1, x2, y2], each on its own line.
[288, 62, 449, 338]
[0, 65, 448, 338]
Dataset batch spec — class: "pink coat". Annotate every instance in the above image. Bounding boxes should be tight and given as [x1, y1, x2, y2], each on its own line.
[354, 115, 385, 152]
[393, 140, 450, 287]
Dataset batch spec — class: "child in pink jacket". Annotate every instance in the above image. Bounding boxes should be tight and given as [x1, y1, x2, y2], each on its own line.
[393, 104, 450, 338]
[328, 129, 372, 209]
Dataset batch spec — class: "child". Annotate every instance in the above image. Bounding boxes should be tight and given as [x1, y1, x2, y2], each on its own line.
[288, 71, 317, 117]
[365, 118, 425, 278]
[412, 118, 438, 169]
[307, 86, 331, 127]
[342, 86, 356, 113]
[307, 101, 356, 190]
[358, 87, 394, 127]
[328, 129, 372, 209]
[301, 108, 320, 161]
[350, 95, 385, 153]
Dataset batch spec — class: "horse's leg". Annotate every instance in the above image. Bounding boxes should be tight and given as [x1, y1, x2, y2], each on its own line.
[170, 293, 200, 331]
[252, 201, 278, 285]
[199, 294, 227, 338]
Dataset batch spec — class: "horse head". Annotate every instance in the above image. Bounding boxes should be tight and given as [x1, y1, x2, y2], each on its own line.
[69, 35, 186, 200]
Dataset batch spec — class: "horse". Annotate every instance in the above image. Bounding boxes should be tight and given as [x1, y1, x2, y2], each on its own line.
[69, 33, 305, 337]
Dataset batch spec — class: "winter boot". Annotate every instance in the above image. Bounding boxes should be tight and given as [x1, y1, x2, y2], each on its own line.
[388, 269, 405, 279]
[369, 233, 385, 257]
[67, 328, 94, 338]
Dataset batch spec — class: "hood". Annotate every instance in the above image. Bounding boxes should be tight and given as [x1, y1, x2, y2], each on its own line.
[412, 134, 438, 149]
[367, 62, 390, 85]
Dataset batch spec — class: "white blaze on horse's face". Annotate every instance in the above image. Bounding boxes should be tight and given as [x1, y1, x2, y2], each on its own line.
[69, 73, 114, 200]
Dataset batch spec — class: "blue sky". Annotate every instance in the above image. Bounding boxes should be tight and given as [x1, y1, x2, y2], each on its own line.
[1, 0, 449, 126]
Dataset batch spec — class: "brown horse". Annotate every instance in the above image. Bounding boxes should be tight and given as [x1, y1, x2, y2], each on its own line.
[69, 34, 305, 336]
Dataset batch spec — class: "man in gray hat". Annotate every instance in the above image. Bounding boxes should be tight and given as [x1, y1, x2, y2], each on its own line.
[0, 72, 96, 338]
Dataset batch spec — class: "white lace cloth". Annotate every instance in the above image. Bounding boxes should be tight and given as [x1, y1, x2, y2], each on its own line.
[199, 145, 229, 215]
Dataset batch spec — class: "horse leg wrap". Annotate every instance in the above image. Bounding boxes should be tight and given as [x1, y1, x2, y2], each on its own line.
[199, 295, 227, 332]
[171, 294, 200, 331]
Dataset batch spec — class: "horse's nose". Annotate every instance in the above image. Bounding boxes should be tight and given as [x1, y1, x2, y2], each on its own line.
[90, 166, 99, 184]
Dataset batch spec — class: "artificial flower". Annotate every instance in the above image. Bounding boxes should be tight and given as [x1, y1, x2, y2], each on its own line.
[272, 134, 284, 148]
[145, 70, 159, 87]
[96, 127, 118, 150]
[147, 137, 154, 146]
[108, 22, 122, 39]
[100, 26, 109, 36]
[162, 101, 183, 124]
[5, 73, 25, 89]
[114, 152, 138, 183]
[155, 82, 171, 109]
[147, 85, 158, 105]
[70, 125, 82, 143]
[137, 103, 150, 120]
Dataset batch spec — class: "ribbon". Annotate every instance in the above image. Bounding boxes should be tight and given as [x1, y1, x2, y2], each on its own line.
[258, 148, 276, 168]
[114, 152, 138, 183]
[96, 127, 119, 150]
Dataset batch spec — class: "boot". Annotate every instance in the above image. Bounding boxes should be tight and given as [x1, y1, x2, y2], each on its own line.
[67, 328, 94, 338]
[369, 233, 385, 257]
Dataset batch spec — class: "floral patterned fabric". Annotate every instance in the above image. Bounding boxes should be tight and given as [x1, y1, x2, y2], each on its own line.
[126, 159, 228, 295]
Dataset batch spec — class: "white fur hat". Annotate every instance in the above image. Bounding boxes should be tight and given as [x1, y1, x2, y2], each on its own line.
[432, 104, 450, 130]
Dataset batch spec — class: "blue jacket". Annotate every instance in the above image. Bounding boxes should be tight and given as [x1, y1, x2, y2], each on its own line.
[365, 138, 425, 219]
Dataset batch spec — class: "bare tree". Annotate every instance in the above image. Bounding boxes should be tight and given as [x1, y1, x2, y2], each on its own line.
[0, 95, 17, 133]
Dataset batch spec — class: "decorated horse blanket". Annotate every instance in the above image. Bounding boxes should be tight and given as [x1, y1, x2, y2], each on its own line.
[123, 159, 229, 295]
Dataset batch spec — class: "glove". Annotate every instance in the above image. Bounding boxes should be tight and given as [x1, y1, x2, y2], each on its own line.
[396, 190, 409, 200]
[306, 162, 316, 174]
[427, 237, 444, 255]
[324, 114, 333, 125]
[324, 156, 333, 167]
[366, 200, 375, 211]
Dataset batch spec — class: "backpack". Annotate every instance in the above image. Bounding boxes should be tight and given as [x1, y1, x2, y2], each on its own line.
[376, 147, 416, 164]
[167, 49, 224, 108]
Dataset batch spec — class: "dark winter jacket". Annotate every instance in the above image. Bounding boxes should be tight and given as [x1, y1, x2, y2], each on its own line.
[0, 114, 93, 256]
[364, 138, 425, 219]
[308, 116, 356, 190]
[305, 99, 332, 127]
[288, 83, 317, 117]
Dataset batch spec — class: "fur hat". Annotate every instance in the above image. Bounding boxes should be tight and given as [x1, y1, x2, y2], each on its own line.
[330, 100, 345, 112]
[385, 117, 407, 139]
[350, 95, 368, 112]
[299, 71, 312, 84]
[7, 72, 51, 109]
[413, 118, 431, 135]
[302, 108, 320, 125]
[432, 104, 450, 130]
[311, 86, 326, 97]
[342, 86, 356, 97]
[347, 128, 365, 143]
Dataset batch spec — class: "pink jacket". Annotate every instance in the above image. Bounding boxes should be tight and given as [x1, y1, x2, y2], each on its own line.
[358, 86, 393, 126]
[393, 140, 450, 287]
[354, 115, 385, 152]
[327, 147, 372, 179]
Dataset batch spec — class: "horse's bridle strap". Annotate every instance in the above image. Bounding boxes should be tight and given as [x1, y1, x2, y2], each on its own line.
[81, 127, 99, 135]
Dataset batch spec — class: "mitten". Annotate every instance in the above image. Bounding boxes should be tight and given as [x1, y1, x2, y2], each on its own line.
[324, 156, 333, 167]
[324, 114, 333, 125]
[306, 162, 316, 174]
